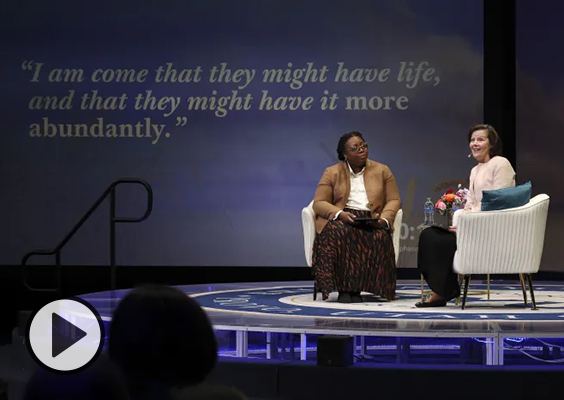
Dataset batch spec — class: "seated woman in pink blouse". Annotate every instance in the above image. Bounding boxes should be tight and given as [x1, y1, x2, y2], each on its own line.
[415, 124, 516, 307]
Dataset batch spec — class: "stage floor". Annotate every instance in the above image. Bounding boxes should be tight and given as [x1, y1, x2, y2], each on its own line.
[78, 280, 564, 366]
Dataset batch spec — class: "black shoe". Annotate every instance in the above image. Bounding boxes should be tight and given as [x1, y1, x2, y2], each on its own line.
[415, 299, 447, 308]
[338, 292, 352, 303]
[351, 292, 363, 303]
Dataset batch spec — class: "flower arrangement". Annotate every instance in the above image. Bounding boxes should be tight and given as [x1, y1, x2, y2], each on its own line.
[435, 184, 469, 216]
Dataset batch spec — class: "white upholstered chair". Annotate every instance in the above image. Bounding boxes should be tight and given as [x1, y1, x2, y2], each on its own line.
[453, 194, 550, 309]
[301, 201, 403, 299]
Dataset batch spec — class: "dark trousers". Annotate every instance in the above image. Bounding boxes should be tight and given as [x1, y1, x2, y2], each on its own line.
[417, 227, 460, 299]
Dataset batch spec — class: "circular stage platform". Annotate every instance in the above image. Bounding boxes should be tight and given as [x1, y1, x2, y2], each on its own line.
[81, 280, 564, 323]
[192, 281, 564, 321]
[78, 280, 564, 365]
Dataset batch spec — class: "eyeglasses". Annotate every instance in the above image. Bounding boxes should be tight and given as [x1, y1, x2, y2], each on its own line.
[345, 143, 368, 153]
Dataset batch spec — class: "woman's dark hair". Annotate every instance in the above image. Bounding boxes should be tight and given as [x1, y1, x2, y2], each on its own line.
[108, 285, 218, 391]
[468, 124, 502, 157]
[336, 131, 364, 161]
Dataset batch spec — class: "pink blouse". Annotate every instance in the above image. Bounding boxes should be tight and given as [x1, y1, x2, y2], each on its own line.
[464, 156, 516, 212]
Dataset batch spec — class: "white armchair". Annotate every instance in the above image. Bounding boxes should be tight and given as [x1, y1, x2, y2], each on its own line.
[453, 194, 550, 309]
[301, 201, 403, 299]
[301, 201, 316, 268]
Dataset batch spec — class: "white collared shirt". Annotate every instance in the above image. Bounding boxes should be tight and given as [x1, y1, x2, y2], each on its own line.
[333, 161, 390, 228]
[345, 162, 371, 211]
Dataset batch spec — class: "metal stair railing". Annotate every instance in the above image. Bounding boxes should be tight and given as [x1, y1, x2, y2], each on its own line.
[21, 178, 153, 295]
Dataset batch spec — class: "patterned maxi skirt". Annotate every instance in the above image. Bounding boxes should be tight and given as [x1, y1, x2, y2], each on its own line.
[312, 208, 396, 301]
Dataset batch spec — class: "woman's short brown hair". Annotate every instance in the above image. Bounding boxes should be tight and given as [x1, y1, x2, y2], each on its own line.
[467, 124, 503, 158]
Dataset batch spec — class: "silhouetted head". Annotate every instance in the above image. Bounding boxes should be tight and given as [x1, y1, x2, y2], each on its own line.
[108, 285, 218, 391]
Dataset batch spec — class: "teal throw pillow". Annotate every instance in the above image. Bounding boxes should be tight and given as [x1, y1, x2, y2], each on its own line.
[481, 181, 532, 211]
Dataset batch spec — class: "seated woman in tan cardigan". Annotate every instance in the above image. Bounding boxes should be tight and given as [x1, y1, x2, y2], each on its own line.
[312, 131, 401, 303]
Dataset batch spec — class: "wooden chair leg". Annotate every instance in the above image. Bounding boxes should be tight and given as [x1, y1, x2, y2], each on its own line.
[313, 282, 317, 301]
[487, 274, 490, 300]
[461, 275, 471, 310]
[525, 274, 537, 310]
[421, 275, 425, 301]
[519, 274, 528, 306]
[455, 274, 463, 305]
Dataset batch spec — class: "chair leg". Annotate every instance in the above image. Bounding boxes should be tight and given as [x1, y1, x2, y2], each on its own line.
[487, 274, 491, 300]
[421, 275, 425, 301]
[455, 274, 463, 305]
[525, 274, 537, 310]
[313, 282, 317, 301]
[461, 275, 471, 310]
[519, 274, 528, 306]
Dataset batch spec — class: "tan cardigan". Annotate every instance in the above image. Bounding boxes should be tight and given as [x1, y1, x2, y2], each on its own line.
[313, 160, 401, 233]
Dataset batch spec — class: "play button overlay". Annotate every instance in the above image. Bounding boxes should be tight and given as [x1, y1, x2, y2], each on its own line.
[51, 312, 87, 357]
[25, 297, 105, 374]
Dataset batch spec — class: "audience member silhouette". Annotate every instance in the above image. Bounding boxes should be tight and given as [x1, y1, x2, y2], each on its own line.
[23, 354, 129, 400]
[108, 284, 247, 400]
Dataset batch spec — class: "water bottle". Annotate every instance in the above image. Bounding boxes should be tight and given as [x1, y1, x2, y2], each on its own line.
[424, 197, 435, 226]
